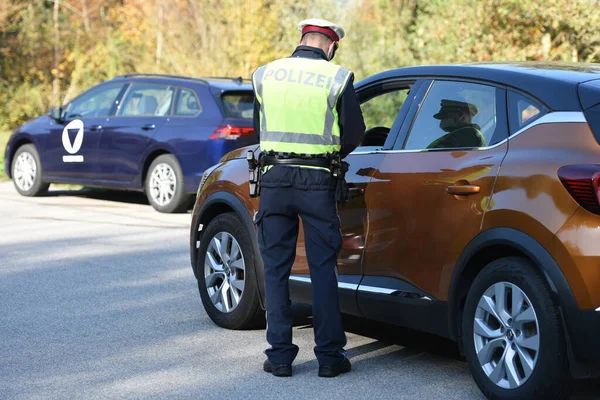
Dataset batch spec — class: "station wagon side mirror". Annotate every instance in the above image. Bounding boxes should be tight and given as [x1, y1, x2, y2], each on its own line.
[49, 107, 63, 122]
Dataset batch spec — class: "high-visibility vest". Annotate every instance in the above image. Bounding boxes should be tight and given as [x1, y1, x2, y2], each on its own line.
[252, 57, 352, 155]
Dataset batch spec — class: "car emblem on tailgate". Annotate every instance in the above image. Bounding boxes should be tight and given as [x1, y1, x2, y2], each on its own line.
[62, 119, 85, 162]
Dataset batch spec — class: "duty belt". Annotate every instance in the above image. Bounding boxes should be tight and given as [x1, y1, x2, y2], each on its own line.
[247, 151, 350, 205]
[261, 155, 331, 169]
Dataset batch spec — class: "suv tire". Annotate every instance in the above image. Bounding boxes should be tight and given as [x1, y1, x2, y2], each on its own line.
[196, 213, 264, 330]
[462, 257, 572, 400]
[145, 154, 190, 213]
[11, 144, 49, 197]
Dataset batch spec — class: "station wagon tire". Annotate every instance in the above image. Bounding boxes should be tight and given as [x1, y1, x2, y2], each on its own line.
[145, 154, 190, 213]
[196, 213, 264, 330]
[462, 257, 572, 400]
[11, 144, 49, 197]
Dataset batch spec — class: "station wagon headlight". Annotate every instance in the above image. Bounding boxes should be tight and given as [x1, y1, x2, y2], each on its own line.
[198, 163, 220, 196]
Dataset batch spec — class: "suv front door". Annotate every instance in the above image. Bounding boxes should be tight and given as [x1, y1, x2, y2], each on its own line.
[289, 78, 420, 315]
[358, 79, 509, 336]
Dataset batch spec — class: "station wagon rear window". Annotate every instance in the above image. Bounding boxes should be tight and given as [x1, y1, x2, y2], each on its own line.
[221, 92, 254, 119]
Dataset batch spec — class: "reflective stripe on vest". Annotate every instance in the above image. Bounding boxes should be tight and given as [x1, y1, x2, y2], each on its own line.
[252, 57, 351, 155]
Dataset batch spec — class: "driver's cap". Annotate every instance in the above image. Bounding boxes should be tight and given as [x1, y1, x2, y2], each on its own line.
[433, 99, 479, 119]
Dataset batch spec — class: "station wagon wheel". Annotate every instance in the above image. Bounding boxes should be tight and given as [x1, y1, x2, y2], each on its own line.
[196, 213, 264, 330]
[14, 152, 36, 192]
[11, 144, 49, 197]
[204, 231, 245, 313]
[144, 154, 191, 213]
[149, 163, 176, 207]
[462, 257, 572, 400]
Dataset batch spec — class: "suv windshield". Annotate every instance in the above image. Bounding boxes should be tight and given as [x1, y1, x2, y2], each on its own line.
[221, 92, 254, 119]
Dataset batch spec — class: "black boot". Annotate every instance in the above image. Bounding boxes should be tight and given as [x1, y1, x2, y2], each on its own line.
[318, 357, 351, 378]
[263, 359, 292, 377]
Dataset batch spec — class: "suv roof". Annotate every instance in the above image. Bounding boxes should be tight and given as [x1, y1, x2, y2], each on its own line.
[360, 62, 600, 111]
[110, 73, 252, 91]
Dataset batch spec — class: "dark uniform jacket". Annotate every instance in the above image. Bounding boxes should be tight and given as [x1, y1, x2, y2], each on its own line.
[426, 124, 486, 149]
[253, 46, 366, 190]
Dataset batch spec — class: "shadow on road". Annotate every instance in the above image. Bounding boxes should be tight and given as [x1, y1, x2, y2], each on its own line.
[292, 302, 462, 359]
[40, 187, 195, 213]
[43, 187, 151, 205]
[291, 302, 600, 399]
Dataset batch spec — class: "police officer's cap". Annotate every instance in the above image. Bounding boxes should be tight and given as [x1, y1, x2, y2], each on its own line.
[298, 18, 345, 42]
[433, 99, 479, 119]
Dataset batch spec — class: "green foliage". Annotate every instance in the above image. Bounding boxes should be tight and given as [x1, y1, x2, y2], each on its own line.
[1, 0, 600, 131]
[0, 81, 52, 131]
[361, 88, 409, 129]
[0, 130, 10, 180]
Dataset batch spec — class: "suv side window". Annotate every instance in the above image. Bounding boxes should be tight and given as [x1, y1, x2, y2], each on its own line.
[508, 91, 546, 134]
[174, 88, 202, 116]
[404, 80, 508, 150]
[360, 87, 411, 147]
[65, 83, 124, 118]
[118, 83, 175, 117]
[361, 88, 410, 131]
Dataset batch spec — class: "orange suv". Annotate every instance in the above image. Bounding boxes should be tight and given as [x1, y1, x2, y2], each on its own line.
[190, 63, 600, 399]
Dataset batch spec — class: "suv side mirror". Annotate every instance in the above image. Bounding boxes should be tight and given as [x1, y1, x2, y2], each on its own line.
[49, 107, 63, 122]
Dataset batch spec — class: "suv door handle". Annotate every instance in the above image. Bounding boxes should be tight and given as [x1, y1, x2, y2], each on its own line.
[446, 184, 480, 196]
[142, 124, 156, 130]
[88, 125, 102, 132]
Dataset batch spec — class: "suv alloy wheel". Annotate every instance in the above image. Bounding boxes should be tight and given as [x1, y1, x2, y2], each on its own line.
[462, 257, 572, 400]
[473, 281, 539, 389]
[204, 231, 245, 313]
[196, 213, 264, 330]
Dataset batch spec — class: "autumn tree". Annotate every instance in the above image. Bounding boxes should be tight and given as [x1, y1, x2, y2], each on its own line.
[2, 0, 600, 131]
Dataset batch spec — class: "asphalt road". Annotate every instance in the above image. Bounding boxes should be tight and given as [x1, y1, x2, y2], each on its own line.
[0, 181, 598, 400]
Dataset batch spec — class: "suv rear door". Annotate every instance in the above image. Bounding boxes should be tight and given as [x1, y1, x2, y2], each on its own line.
[358, 79, 509, 336]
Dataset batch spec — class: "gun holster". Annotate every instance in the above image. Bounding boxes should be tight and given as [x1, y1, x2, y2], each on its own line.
[330, 155, 351, 206]
[247, 150, 262, 198]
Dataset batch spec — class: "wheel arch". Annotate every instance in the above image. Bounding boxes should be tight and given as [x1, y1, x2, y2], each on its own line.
[140, 149, 172, 189]
[6, 136, 36, 179]
[448, 228, 573, 340]
[190, 191, 265, 309]
[447, 227, 591, 376]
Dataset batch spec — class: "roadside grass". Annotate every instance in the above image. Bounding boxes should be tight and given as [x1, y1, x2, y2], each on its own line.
[0, 130, 10, 180]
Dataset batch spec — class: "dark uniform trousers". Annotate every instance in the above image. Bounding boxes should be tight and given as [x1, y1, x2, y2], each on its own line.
[255, 180, 347, 366]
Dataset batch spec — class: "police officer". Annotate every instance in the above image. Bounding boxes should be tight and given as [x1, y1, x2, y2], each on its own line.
[251, 18, 365, 378]
[427, 99, 486, 148]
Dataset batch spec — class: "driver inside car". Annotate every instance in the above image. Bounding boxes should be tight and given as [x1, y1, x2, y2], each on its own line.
[427, 99, 486, 149]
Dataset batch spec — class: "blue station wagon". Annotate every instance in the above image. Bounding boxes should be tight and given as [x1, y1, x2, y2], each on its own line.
[4, 74, 256, 212]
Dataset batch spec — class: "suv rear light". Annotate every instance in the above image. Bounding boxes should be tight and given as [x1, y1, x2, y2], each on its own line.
[209, 125, 254, 140]
[558, 165, 600, 214]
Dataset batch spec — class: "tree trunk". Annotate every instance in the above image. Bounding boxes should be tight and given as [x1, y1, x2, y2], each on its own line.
[542, 32, 552, 59]
[53, 0, 61, 107]
[156, 0, 164, 66]
[81, 0, 91, 34]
